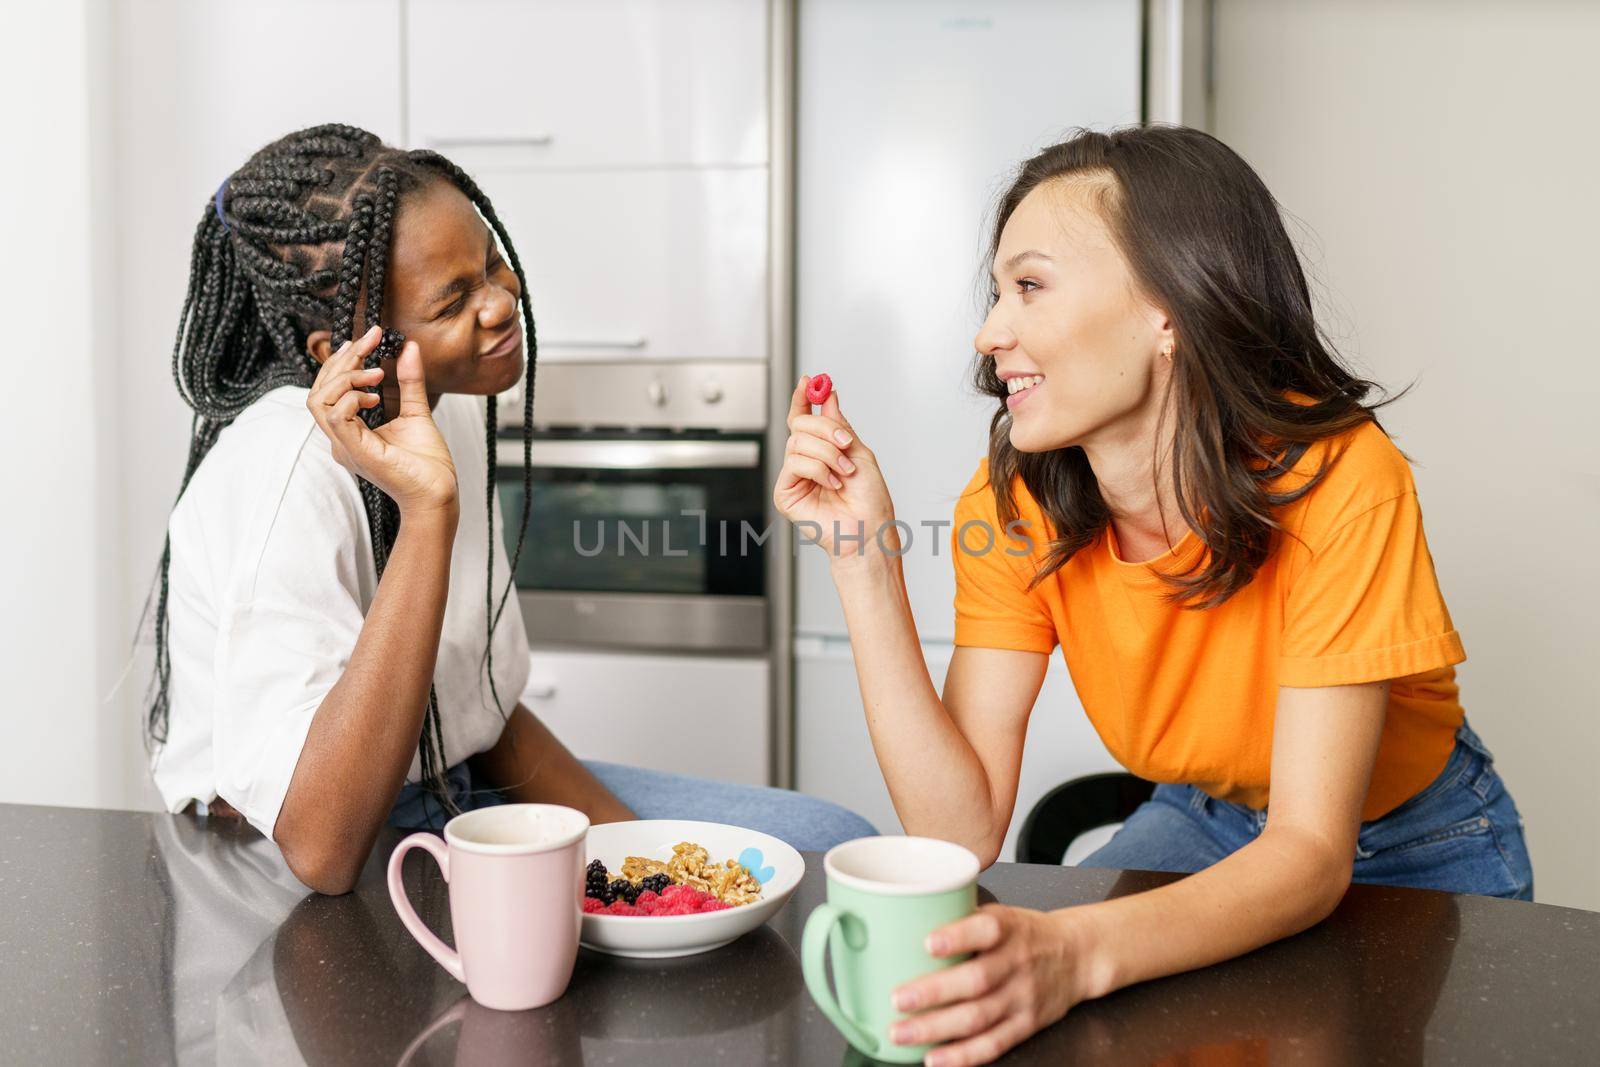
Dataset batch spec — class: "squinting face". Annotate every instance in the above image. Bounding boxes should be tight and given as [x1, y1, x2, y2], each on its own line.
[976, 177, 1173, 454]
[308, 179, 524, 397]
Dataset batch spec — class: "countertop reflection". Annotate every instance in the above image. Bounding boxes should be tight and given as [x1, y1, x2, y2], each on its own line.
[3, 803, 1597, 1065]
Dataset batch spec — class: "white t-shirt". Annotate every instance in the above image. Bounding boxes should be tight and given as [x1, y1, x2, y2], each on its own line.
[151, 385, 531, 841]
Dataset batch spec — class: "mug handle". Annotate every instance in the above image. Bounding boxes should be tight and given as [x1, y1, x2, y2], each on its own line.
[802, 902, 879, 1056]
[387, 832, 465, 982]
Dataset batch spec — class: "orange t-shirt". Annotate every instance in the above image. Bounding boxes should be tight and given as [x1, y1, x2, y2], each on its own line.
[951, 419, 1465, 821]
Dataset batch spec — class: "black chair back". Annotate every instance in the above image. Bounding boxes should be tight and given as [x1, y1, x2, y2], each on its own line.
[1015, 772, 1155, 865]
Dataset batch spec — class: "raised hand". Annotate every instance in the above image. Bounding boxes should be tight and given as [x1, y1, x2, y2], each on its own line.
[773, 375, 897, 561]
[307, 325, 458, 515]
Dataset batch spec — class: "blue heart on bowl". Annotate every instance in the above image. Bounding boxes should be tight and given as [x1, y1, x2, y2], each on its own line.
[738, 847, 776, 884]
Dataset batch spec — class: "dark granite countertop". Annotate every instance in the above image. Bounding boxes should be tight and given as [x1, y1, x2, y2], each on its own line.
[2, 802, 1596, 1064]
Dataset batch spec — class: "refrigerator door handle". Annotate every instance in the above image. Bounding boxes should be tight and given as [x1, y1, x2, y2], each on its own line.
[542, 337, 649, 350]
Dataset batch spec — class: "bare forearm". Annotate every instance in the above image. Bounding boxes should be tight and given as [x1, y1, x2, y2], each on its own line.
[1070, 826, 1352, 999]
[276, 504, 459, 892]
[468, 705, 634, 823]
[831, 552, 1003, 854]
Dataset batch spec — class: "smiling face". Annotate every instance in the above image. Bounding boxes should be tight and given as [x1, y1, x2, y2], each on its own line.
[976, 176, 1173, 454]
[306, 178, 524, 398]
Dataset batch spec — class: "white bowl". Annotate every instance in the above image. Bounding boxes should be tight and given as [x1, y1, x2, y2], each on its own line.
[581, 819, 804, 959]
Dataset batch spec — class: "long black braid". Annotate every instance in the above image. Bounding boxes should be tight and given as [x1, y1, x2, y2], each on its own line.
[146, 124, 538, 821]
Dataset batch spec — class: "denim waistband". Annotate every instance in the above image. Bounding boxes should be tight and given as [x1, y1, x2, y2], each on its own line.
[1383, 719, 1493, 809]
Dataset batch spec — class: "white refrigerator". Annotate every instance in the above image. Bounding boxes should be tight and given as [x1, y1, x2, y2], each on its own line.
[793, 0, 1144, 860]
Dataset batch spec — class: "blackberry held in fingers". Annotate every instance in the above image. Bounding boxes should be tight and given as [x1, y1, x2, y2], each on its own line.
[359, 327, 407, 429]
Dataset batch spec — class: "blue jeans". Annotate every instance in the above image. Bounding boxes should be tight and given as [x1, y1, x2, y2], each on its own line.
[1079, 721, 1534, 900]
[387, 759, 877, 853]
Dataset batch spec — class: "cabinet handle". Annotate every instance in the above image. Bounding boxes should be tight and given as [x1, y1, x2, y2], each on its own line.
[496, 438, 760, 471]
[525, 681, 557, 699]
[425, 134, 554, 149]
[543, 337, 648, 350]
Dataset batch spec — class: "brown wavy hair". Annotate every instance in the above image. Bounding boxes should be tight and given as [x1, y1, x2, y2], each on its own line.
[976, 125, 1403, 609]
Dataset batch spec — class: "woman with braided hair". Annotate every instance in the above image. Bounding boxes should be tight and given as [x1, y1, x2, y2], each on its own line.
[148, 125, 873, 895]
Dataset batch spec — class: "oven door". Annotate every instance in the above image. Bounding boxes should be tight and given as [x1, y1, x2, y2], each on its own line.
[495, 436, 767, 653]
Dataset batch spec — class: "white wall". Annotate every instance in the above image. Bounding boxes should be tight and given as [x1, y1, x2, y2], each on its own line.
[1212, 0, 1600, 910]
[110, 0, 403, 814]
[0, 1, 404, 815]
[0, 1, 135, 810]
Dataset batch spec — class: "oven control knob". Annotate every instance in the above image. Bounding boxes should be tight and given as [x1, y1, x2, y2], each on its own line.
[701, 380, 724, 404]
[646, 379, 668, 407]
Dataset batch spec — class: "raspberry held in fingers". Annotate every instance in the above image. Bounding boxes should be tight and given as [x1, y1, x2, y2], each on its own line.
[805, 373, 833, 406]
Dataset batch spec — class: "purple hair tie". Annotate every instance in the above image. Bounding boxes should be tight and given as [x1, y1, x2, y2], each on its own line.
[214, 179, 230, 231]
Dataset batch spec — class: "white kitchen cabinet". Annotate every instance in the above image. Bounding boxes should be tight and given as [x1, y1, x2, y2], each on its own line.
[523, 647, 770, 786]
[118, 1, 404, 224]
[405, 0, 767, 168]
[475, 167, 768, 362]
[794, 636, 1119, 862]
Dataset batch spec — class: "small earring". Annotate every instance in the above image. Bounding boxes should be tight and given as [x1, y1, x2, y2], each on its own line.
[1162, 346, 1173, 360]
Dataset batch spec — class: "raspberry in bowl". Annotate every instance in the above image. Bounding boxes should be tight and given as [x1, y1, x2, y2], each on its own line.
[582, 882, 730, 917]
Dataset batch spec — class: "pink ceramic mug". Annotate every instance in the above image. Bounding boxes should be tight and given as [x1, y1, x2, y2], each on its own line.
[387, 803, 589, 1011]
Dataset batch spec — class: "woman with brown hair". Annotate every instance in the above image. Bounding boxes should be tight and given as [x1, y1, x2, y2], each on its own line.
[774, 124, 1529, 1066]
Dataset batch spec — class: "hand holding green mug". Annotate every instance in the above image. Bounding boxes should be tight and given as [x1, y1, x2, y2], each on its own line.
[802, 836, 981, 1063]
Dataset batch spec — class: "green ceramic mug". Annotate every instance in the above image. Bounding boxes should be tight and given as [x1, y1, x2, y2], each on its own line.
[802, 836, 980, 1063]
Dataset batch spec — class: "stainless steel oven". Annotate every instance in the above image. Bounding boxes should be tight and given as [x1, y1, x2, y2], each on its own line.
[494, 361, 768, 653]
